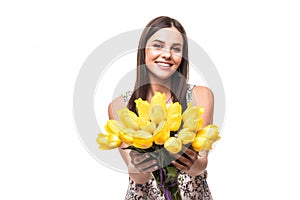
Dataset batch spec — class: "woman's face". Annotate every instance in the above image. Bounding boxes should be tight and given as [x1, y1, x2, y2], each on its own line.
[145, 27, 183, 80]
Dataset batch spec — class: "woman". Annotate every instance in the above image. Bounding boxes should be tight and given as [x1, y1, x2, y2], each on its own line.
[108, 16, 214, 199]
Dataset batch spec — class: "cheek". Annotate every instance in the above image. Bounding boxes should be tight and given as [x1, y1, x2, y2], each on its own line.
[146, 48, 160, 62]
[174, 55, 182, 65]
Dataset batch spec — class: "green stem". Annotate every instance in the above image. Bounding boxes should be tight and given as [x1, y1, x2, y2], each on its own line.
[152, 167, 182, 200]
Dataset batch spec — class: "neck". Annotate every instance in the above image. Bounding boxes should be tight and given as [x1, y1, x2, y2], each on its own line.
[148, 75, 172, 89]
[150, 83, 171, 93]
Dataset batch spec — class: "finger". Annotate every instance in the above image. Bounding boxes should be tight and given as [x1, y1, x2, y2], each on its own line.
[130, 152, 150, 165]
[169, 152, 193, 169]
[142, 165, 159, 173]
[129, 150, 139, 158]
[137, 158, 157, 170]
[176, 154, 193, 168]
[172, 160, 190, 171]
[138, 159, 159, 173]
[169, 148, 193, 164]
[181, 146, 198, 161]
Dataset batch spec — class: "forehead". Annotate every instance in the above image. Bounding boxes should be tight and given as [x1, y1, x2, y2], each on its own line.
[147, 27, 183, 45]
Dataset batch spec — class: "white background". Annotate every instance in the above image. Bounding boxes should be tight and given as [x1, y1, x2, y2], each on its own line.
[1, 0, 300, 199]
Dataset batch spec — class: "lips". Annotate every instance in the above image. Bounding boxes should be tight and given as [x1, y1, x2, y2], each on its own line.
[155, 61, 173, 67]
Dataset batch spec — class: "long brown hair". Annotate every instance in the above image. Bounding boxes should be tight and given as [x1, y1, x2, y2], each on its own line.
[128, 16, 189, 113]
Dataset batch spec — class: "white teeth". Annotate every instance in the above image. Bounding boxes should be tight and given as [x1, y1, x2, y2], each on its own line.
[157, 62, 171, 67]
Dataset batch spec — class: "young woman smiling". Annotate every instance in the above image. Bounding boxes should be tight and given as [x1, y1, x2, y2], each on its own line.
[108, 16, 214, 200]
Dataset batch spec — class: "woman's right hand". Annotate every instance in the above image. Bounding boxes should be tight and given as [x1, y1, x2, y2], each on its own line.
[129, 151, 159, 173]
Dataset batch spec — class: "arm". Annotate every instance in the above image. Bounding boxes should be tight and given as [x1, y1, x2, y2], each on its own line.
[108, 99, 158, 184]
[171, 86, 214, 176]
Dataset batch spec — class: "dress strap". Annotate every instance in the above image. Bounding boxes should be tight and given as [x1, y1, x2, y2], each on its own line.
[121, 91, 133, 105]
[186, 84, 195, 104]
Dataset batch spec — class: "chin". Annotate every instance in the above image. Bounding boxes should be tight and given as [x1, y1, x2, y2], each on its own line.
[153, 71, 176, 80]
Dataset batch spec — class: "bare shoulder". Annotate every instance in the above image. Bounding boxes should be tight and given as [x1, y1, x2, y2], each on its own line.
[193, 85, 213, 96]
[192, 85, 214, 124]
[108, 96, 127, 120]
[192, 86, 214, 106]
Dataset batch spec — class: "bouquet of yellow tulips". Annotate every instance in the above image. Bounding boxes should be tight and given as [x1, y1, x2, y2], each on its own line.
[96, 92, 220, 200]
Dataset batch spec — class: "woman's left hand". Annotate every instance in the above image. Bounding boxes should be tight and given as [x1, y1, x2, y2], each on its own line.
[169, 145, 198, 172]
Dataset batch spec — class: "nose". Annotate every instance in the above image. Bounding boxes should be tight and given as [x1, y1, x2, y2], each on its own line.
[161, 48, 171, 59]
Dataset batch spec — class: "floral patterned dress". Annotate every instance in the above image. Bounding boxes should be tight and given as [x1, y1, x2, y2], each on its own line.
[122, 85, 213, 200]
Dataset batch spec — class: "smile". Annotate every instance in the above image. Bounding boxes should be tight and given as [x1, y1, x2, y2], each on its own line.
[155, 61, 173, 67]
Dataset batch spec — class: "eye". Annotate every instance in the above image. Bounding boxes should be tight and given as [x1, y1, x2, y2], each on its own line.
[172, 47, 181, 52]
[153, 44, 163, 49]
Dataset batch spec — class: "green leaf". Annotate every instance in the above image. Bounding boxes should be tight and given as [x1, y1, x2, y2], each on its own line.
[166, 166, 178, 177]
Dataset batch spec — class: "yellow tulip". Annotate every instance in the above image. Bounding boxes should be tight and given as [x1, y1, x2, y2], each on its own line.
[132, 130, 153, 149]
[119, 128, 136, 145]
[118, 108, 140, 130]
[164, 137, 182, 154]
[137, 117, 150, 129]
[104, 120, 122, 136]
[197, 118, 204, 131]
[178, 128, 196, 144]
[149, 104, 166, 125]
[151, 92, 167, 113]
[167, 102, 182, 131]
[192, 125, 220, 151]
[192, 136, 214, 151]
[196, 125, 220, 142]
[167, 114, 182, 131]
[167, 102, 182, 115]
[150, 92, 167, 118]
[96, 133, 121, 150]
[183, 117, 201, 132]
[153, 121, 170, 145]
[141, 121, 156, 134]
[135, 98, 150, 121]
[182, 103, 204, 122]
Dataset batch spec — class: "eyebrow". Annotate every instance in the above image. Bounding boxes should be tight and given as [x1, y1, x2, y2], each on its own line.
[152, 39, 182, 46]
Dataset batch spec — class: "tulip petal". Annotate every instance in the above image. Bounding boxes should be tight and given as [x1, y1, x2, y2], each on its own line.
[118, 108, 140, 130]
[164, 137, 182, 154]
[104, 120, 123, 135]
[141, 121, 156, 134]
[132, 130, 153, 149]
[178, 128, 196, 144]
[192, 136, 214, 151]
[183, 117, 201, 132]
[197, 125, 220, 142]
[167, 102, 182, 131]
[182, 103, 204, 122]
[153, 121, 170, 145]
[149, 104, 166, 125]
[119, 128, 136, 145]
[135, 98, 150, 121]
[151, 92, 167, 106]
[167, 102, 182, 116]
[96, 133, 121, 150]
